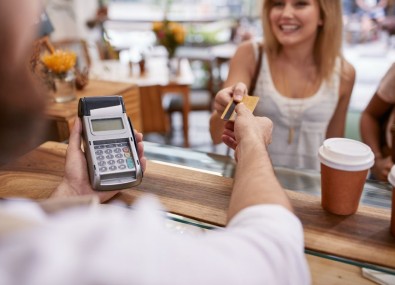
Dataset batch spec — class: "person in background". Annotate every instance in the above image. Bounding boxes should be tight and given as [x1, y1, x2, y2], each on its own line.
[360, 63, 395, 182]
[210, 0, 355, 171]
[343, 0, 357, 25]
[0, 1, 310, 284]
[356, 0, 388, 22]
[356, 0, 388, 40]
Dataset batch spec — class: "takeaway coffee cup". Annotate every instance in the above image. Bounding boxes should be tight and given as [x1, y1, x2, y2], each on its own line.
[318, 138, 374, 215]
[387, 166, 395, 237]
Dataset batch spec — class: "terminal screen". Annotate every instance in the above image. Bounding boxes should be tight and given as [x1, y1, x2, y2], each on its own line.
[92, 118, 124, 132]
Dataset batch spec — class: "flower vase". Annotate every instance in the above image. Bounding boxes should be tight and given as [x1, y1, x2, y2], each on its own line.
[50, 69, 77, 103]
[167, 56, 180, 82]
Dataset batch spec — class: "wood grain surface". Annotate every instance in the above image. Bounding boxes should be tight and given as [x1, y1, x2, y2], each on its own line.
[0, 141, 394, 270]
[306, 254, 377, 285]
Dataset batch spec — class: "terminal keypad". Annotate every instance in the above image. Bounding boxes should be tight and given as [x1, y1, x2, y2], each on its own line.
[94, 142, 135, 173]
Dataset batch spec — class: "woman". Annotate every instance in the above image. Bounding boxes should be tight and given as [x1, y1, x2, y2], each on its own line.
[210, 0, 355, 170]
[360, 63, 395, 182]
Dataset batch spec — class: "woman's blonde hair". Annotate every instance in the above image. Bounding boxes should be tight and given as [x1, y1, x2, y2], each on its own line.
[262, 0, 343, 81]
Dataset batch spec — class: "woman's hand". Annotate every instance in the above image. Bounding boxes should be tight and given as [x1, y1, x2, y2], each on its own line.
[51, 118, 147, 203]
[212, 82, 248, 116]
[371, 156, 393, 182]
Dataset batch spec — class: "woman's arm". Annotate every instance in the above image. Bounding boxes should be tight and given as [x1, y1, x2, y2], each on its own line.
[360, 93, 394, 181]
[326, 59, 356, 138]
[209, 41, 258, 144]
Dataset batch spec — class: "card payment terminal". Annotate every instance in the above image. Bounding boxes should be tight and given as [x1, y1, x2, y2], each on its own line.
[78, 96, 143, 190]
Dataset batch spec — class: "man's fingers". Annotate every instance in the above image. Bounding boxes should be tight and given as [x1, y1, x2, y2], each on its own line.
[68, 118, 82, 151]
[223, 128, 236, 140]
[224, 121, 235, 132]
[222, 135, 237, 150]
[235, 102, 252, 117]
[133, 130, 146, 172]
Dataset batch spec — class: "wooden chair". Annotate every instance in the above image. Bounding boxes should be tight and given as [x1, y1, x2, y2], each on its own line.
[163, 90, 212, 137]
[139, 85, 170, 135]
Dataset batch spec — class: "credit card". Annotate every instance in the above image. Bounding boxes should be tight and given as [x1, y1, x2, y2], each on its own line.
[221, 96, 260, 121]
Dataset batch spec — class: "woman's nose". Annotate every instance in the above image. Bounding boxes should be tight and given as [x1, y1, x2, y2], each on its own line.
[281, 4, 294, 18]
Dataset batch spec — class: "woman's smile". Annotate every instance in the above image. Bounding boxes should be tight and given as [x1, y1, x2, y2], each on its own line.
[279, 24, 300, 33]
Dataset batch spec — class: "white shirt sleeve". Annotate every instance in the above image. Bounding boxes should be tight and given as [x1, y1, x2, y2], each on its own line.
[0, 196, 310, 285]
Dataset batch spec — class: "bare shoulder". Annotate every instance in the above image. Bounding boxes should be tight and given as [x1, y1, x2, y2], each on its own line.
[236, 40, 257, 52]
[231, 40, 264, 76]
[340, 58, 356, 83]
[338, 58, 356, 99]
[233, 40, 257, 61]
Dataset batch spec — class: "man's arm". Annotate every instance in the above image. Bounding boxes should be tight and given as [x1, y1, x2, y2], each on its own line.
[223, 103, 293, 222]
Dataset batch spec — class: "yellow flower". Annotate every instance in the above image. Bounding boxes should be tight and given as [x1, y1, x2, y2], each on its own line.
[41, 50, 77, 74]
[152, 21, 164, 32]
[152, 21, 185, 58]
[168, 23, 183, 43]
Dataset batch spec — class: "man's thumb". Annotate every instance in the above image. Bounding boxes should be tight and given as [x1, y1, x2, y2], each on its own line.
[235, 102, 250, 115]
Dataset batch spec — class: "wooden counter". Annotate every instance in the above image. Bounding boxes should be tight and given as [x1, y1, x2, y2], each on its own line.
[45, 80, 142, 142]
[0, 141, 394, 271]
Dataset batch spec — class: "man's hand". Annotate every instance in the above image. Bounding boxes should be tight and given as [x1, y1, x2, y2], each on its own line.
[226, 102, 293, 220]
[51, 118, 147, 203]
[222, 103, 273, 160]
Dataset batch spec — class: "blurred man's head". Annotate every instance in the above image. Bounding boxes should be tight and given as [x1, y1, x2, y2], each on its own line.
[0, 0, 47, 165]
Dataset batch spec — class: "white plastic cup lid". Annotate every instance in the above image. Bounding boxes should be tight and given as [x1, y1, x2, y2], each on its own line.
[318, 138, 374, 171]
[388, 165, 395, 186]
